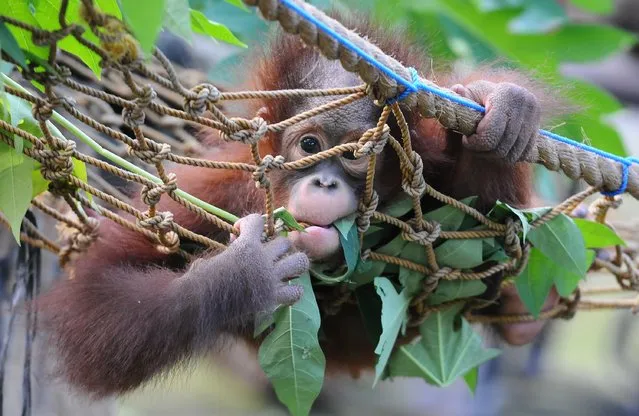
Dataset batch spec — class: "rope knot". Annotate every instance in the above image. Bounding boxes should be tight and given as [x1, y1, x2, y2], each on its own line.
[127, 141, 171, 164]
[401, 218, 441, 246]
[356, 191, 379, 233]
[222, 117, 268, 145]
[253, 155, 285, 188]
[401, 150, 426, 198]
[58, 217, 100, 267]
[156, 231, 180, 254]
[32, 101, 57, 123]
[353, 126, 389, 158]
[122, 85, 156, 127]
[141, 173, 178, 206]
[184, 83, 221, 116]
[589, 195, 623, 222]
[137, 211, 175, 231]
[37, 140, 76, 181]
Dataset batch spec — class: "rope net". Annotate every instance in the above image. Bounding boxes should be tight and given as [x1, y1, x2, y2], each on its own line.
[0, 0, 637, 332]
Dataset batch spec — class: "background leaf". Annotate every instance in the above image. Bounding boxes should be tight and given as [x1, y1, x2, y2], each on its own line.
[164, 0, 193, 43]
[95, 0, 122, 18]
[190, 9, 247, 48]
[570, 0, 614, 14]
[121, 0, 166, 56]
[258, 272, 325, 416]
[0, 149, 33, 242]
[573, 218, 626, 248]
[1, 0, 49, 60]
[32, 0, 103, 77]
[0, 22, 27, 67]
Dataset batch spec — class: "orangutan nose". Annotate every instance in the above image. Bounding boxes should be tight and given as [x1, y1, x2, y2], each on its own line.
[311, 175, 339, 190]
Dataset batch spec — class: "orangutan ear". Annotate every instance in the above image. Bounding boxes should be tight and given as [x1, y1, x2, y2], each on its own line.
[256, 106, 270, 121]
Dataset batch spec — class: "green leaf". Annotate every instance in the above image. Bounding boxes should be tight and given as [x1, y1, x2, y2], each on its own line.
[121, 0, 166, 57]
[434, 238, 483, 269]
[0, 59, 13, 75]
[273, 207, 305, 231]
[0, 141, 24, 172]
[428, 280, 487, 305]
[5, 93, 36, 153]
[398, 242, 427, 296]
[351, 259, 386, 287]
[258, 272, 325, 416]
[71, 158, 88, 184]
[59, 37, 102, 77]
[373, 277, 410, 386]
[190, 9, 247, 48]
[514, 248, 556, 317]
[570, 0, 614, 14]
[1, 0, 49, 60]
[472, 0, 525, 12]
[95, 0, 122, 18]
[31, 168, 49, 197]
[388, 305, 500, 387]
[32, 0, 103, 77]
[224, 0, 249, 11]
[310, 215, 359, 283]
[335, 214, 358, 271]
[527, 213, 587, 276]
[0, 22, 27, 67]
[463, 367, 479, 394]
[521, 206, 552, 222]
[573, 218, 625, 248]
[423, 196, 477, 231]
[0, 149, 33, 243]
[380, 194, 413, 218]
[164, 0, 193, 43]
[508, 0, 567, 34]
[552, 249, 595, 297]
[333, 213, 356, 238]
[351, 233, 408, 287]
[516, 247, 595, 313]
[490, 201, 531, 239]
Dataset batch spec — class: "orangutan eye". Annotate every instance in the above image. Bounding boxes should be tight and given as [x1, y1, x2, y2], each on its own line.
[342, 151, 356, 160]
[299, 136, 321, 154]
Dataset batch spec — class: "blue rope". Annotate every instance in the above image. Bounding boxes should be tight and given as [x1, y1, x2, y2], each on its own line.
[279, 0, 637, 195]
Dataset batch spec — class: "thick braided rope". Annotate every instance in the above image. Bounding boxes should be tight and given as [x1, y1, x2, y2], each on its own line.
[242, 0, 639, 199]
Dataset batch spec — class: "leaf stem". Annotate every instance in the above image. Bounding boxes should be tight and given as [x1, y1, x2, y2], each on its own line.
[1, 73, 239, 223]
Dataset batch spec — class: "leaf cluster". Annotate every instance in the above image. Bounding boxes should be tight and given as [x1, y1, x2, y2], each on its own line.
[258, 196, 626, 415]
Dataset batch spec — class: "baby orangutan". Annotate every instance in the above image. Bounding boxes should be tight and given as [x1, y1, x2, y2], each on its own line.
[38, 12, 561, 398]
